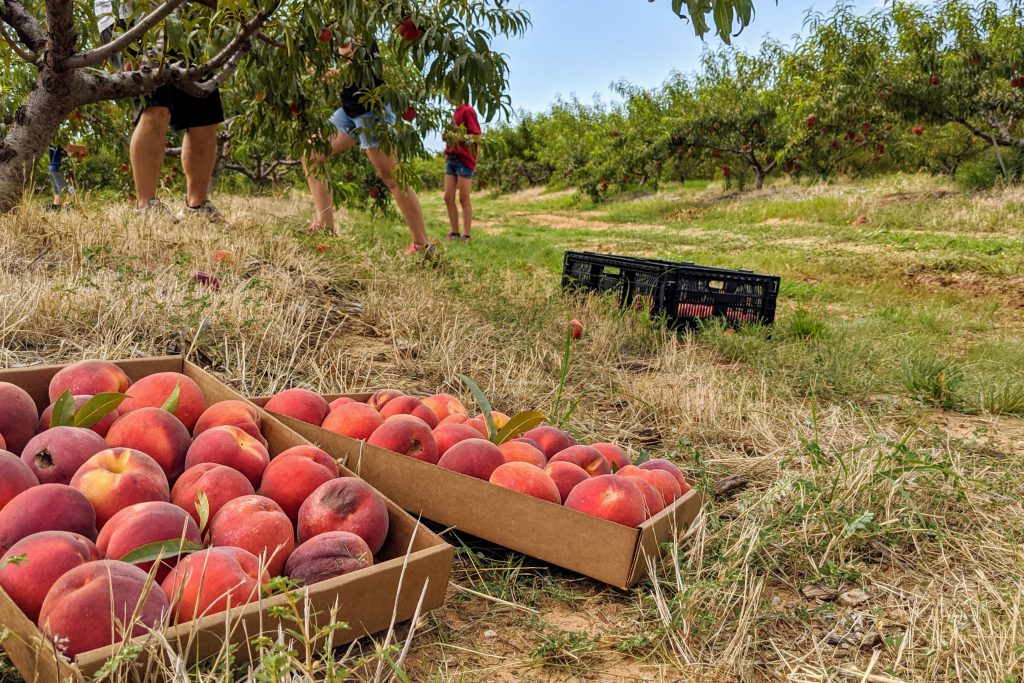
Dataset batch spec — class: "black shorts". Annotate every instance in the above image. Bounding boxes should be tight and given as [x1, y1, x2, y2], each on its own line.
[138, 85, 225, 132]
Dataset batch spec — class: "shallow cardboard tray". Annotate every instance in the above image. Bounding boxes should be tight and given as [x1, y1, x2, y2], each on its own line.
[253, 394, 704, 590]
[0, 357, 452, 682]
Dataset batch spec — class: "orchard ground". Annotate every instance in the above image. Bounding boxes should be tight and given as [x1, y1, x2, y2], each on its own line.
[1, 175, 1023, 681]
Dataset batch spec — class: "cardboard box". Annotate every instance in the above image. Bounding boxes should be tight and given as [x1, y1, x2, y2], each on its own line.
[253, 394, 704, 590]
[0, 358, 452, 682]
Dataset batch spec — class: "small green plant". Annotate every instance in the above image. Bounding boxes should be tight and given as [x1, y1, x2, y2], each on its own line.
[529, 629, 599, 668]
[901, 351, 964, 410]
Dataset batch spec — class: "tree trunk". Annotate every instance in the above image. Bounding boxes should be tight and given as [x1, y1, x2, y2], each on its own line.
[755, 170, 766, 190]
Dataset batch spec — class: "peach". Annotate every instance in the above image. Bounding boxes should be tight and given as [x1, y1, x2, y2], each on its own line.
[591, 443, 630, 472]
[328, 397, 355, 411]
[489, 462, 561, 503]
[321, 402, 384, 440]
[264, 388, 330, 426]
[47, 360, 132, 403]
[548, 445, 612, 477]
[367, 416, 438, 464]
[161, 546, 268, 624]
[297, 478, 389, 554]
[20, 426, 108, 485]
[210, 495, 294, 577]
[420, 393, 467, 422]
[510, 436, 543, 451]
[184, 425, 270, 488]
[98, 501, 202, 583]
[170, 463, 255, 525]
[38, 560, 168, 657]
[617, 465, 682, 505]
[70, 448, 170, 528]
[433, 423, 484, 458]
[105, 407, 192, 481]
[367, 389, 404, 411]
[0, 484, 97, 553]
[498, 440, 547, 468]
[618, 474, 664, 518]
[437, 413, 470, 427]
[437, 438, 504, 480]
[193, 400, 263, 441]
[522, 426, 577, 458]
[0, 450, 39, 510]
[119, 372, 207, 432]
[38, 395, 120, 437]
[638, 459, 691, 494]
[379, 396, 439, 428]
[284, 531, 372, 585]
[0, 382, 38, 455]
[0, 531, 102, 622]
[543, 461, 590, 502]
[490, 411, 512, 432]
[0, 433, 4, 449]
[564, 475, 646, 527]
[258, 445, 338, 525]
[464, 416, 489, 437]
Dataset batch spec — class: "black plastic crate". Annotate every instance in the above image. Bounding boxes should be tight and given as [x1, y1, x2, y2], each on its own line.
[561, 251, 672, 316]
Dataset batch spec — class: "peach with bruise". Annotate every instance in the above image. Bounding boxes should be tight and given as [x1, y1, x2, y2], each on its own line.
[543, 461, 590, 503]
[170, 463, 255, 525]
[437, 438, 504, 481]
[38, 560, 168, 657]
[564, 475, 646, 527]
[258, 446, 339, 524]
[284, 531, 372, 585]
[38, 395, 120, 437]
[210, 495, 294, 577]
[161, 547, 268, 624]
[498, 440, 547, 468]
[638, 459, 691, 494]
[264, 388, 330, 426]
[0, 531, 102, 622]
[193, 400, 263, 441]
[119, 372, 207, 432]
[98, 501, 202, 583]
[47, 360, 131, 403]
[0, 484, 98, 553]
[432, 423, 484, 458]
[70, 448, 170, 528]
[378, 396, 439, 428]
[367, 389, 404, 411]
[105, 407, 192, 481]
[367, 416, 439, 464]
[420, 393, 467, 422]
[548, 445, 612, 477]
[184, 425, 271, 488]
[0, 450, 38, 511]
[591, 443, 630, 472]
[489, 462, 561, 503]
[321, 402, 384, 440]
[20, 426, 108, 485]
[617, 465, 682, 505]
[521, 426, 577, 458]
[297, 478, 389, 554]
[0, 382, 37, 455]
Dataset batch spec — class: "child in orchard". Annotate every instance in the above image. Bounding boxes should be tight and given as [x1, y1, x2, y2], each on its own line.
[442, 102, 481, 240]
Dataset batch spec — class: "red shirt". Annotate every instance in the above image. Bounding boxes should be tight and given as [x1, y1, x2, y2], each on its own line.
[444, 104, 481, 170]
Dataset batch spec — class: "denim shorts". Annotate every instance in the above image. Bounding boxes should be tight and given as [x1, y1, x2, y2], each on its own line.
[445, 154, 474, 178]
[330, 105, 396, 150]
[48, 169, 69, 195]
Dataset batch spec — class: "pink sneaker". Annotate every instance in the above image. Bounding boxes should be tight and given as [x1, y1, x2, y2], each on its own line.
[405, 242, 426, 254]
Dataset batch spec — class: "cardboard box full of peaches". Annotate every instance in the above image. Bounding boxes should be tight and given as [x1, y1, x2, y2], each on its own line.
[252, 387, 704, 589]
[0, 357, 451, 682]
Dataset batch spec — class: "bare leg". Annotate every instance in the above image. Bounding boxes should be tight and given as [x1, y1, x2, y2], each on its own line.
[443, 173, 459, 234]
[458, 175, 473, 236]
[129, 107, 170, 208]
[182, 124, 218, 207]
[365, 147, 428, 246]
[304, 131, 357, 234]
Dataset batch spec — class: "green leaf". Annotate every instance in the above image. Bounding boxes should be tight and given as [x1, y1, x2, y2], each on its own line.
[0, 553, 27, 570]
[49, 390, 77, 428]
[161, 381, 182, 415]
[494, 410, 547, 446]
[457, 373, 496, 441]
[195, 491, 210, 533]
[120, 538, 205, 566]
[71, 393, 127, 429]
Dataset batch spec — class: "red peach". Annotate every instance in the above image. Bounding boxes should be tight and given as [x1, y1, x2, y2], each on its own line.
[0, 531, 102, 622]
[638, 459, 691, 494]
[420, 393, 467, 422]
[367, 416, 438, 464]
[184, 425, 271, 488]
[489, 462, 561, 503]
[498, 441, 547, 468]
[621, 475, 665, 518]
[367, 389, 404, 411]
[321, 402, 384, 440]
[264, 388, 330, 426]
[284, 531, 372, 586]
[328, 397, 355, 410]
[543, 461, 590, 503]
[119, 372, 207, 432]
[564, 475, 646, 527]
[548, 445, 612, 476]
[0, 433, 4, 449]
[0, 484, 97, 553]
[432, 423, 484, 457]
[38, 560, 168, 657]
[437, 413, 470, 427]
[209, 495, 294, 577]
[47, 360, 131, 403]
[70, 448, 170, 528]
[510, 436, 543, 451]
[490, 411, 512, 432]
[0, 382, 38, 455]
[464, 417, 489, 437]
[98, 501, 202, 583]
[161, 547, 268, 624]
[193, 400, 262, 440]
[379, 396, 439, 428]
[20, 426, 108, 485]
[259, 446, 338, 524]
[0, 450, 39, 510]
[170, 463, 255, 525]
[522, 426, 577, 458]
[105, 407, 192, 481]
[437, 438, 504, 481]
[617, 465, 682, 504]
[591, 443, 630, 472]
[297, 478, 389, 554]
[38, 395, 120, 437]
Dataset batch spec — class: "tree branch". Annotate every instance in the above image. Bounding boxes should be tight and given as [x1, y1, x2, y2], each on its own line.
[62, 0, 189, 69]
[1, 0, 46, 52]
[256, 31, 285, 48]
[43, 0, 77, 61]
[0, 20, 34, 62]
[182, 0, 280, 82]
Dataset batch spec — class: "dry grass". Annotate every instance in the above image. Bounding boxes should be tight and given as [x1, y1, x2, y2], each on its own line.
[1, 180, 1023, 682]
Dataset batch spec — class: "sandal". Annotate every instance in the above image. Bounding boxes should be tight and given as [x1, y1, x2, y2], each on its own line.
[445, 232, 460, 240]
